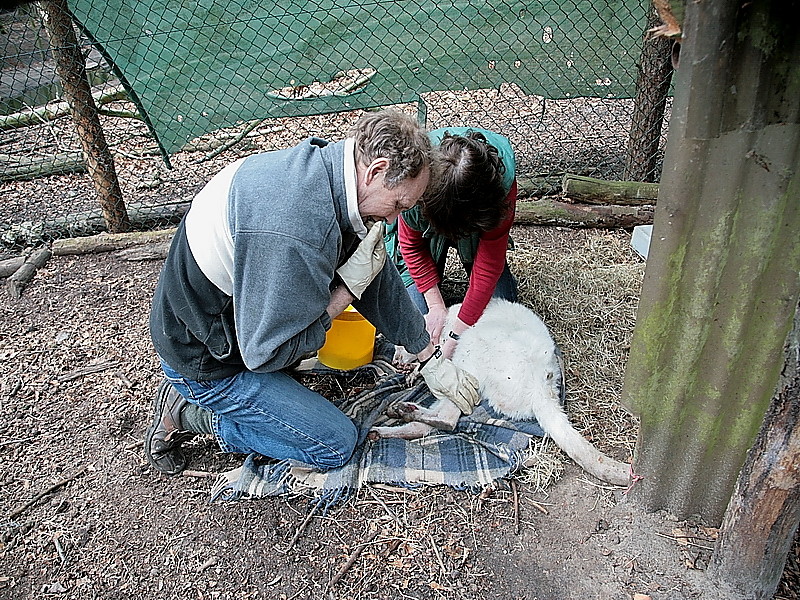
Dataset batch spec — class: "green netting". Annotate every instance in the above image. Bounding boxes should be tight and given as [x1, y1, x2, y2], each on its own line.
[69, 0, 648, 155]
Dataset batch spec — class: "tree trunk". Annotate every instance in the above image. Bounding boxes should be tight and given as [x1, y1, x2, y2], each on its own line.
[622, 0, 800, 524]
[707, 302, 800, 600]
[562, 174, 659, 205]
[624, 5, 675, 182]
[41, 0, 130, 233]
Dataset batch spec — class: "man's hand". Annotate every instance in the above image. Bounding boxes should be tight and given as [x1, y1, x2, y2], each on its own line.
[336, 221, 387, 299]
[420, 347, 480, 414]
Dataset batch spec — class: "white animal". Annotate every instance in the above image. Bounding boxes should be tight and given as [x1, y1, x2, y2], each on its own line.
[372, 298, 630, 486]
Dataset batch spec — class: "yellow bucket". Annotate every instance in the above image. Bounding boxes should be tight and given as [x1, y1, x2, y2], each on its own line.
[318, 306, 376, 370]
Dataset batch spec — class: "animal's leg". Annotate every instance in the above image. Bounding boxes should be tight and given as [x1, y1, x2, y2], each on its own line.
[387, 399, 461, 432]
[370, 421, 436, 440]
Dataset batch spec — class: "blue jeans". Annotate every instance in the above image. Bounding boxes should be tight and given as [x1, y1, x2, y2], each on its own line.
[160, 361, 357, 469]
[406, 262, 518, 315]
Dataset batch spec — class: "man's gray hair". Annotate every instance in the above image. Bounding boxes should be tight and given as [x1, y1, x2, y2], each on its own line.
[349, 109, 432, 188]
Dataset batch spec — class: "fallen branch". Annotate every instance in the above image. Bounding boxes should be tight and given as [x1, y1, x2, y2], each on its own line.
[114, 242, 171, 262]
[6, 247, 52, 299]
[9, 465, 88, 520]
[328, 528, 380, 588]
[0, 151, 86, 181]
[195, 118, 266, 163]
[281, 503, 321, 554]
[56, 359, 120, 382]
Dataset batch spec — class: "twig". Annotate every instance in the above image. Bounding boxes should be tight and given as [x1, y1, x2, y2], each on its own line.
[0, 435, 38, 448]
[196, 119, 266, 163]
[9, 465, 87, 520]
[328, 528, 380, 588]
[281, 502, 320, 553]
[182, 470, 217, 478]
[511, 478, 521, 535]
[653, 532, 715, 551]
[367, 486, 408, 528]
[428, 533, 449, 579]
[57, 360, 120, 382]
[526, 498, 550, 515]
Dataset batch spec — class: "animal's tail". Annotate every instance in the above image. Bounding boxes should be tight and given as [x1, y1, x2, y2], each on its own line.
[528, 402, 630, 486]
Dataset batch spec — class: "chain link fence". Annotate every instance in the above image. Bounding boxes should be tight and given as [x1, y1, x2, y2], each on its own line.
[0, 0, 674, 253]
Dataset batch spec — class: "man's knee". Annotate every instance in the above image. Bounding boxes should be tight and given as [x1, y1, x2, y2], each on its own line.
[310, 420, 358, 470]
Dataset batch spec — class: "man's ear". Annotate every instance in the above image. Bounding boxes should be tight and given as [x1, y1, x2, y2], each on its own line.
[364, 157, 390, 186]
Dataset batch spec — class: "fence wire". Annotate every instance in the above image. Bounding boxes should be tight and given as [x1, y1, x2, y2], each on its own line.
[0, 0, 674, 252]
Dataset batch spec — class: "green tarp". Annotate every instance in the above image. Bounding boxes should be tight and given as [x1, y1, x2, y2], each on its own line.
[70, 0, 648, 157]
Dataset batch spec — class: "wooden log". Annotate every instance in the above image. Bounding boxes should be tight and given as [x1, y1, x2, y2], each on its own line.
[562, 174, 660, 205]
[52, 228, 176, 256]
[0, 256, 25, 278]
[6, 247, 52, 299]
[0, 151, 86, 181]
[516, 174, 563, 199]
[0, 85, 128, 131]
[514, 198, 654, 228]
[114, 242, 171, 262]
[0, 200, 188, 248]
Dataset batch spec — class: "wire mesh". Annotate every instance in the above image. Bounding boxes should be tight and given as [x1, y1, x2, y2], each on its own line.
[0, 0, 674, 253]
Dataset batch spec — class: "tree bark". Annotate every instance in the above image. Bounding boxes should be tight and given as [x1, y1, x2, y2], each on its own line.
[562, 174, 659, 205]
[708, 302, 800, 599]
[41, 0, 130, 233]
[624, 5, 675, 182]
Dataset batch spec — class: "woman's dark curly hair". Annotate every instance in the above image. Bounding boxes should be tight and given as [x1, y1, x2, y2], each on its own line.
[421, 130, 508, 240]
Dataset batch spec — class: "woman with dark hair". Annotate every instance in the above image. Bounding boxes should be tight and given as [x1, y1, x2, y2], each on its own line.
[386, 127, 518, 359]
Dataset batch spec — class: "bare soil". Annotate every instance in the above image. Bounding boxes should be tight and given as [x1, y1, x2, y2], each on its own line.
[0, 226, 796, 600]
[0, 107, 797, 600]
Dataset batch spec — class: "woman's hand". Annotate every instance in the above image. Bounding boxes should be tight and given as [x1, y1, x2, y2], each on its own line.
[424, 303, 448, 344]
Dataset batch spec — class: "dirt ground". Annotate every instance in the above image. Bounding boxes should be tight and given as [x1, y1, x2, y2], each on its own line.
[0, 224, 797, 600]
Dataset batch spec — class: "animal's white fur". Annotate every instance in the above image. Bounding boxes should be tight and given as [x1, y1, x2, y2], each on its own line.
[373, 298, 630, 486]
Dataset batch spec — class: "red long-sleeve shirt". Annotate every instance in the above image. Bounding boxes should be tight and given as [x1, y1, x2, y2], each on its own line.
[398, 180, 517, 326]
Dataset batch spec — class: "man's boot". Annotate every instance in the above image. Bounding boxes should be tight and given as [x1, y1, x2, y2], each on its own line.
[144, 379, 198, 476]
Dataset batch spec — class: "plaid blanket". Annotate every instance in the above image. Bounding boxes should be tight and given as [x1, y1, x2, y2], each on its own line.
[210, 341, 548, 509]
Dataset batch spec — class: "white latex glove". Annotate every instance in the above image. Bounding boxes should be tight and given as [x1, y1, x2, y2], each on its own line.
[420, 347, 480, 415]
[336, 221, 387, 299]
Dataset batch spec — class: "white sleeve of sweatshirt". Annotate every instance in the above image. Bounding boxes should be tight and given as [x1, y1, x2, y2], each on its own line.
[184, 157, 246, 296]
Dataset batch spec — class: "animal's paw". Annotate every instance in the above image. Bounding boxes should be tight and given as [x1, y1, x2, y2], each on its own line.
[385, 401, 420, 420]
[392, 346, 417, 372]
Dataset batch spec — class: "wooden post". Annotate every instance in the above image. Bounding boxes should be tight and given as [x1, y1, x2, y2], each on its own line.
[622, 0, 800, 523]
[40, 0, 130, 233]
